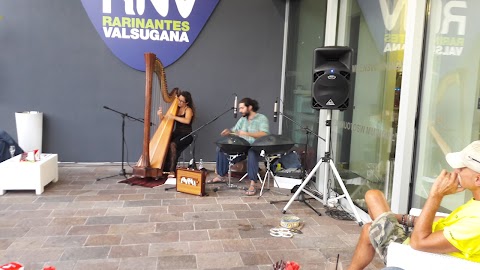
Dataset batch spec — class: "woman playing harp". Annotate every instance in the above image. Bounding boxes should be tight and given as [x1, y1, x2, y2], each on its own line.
[134, 53, 192, 179]
[157, 90, 196, 178]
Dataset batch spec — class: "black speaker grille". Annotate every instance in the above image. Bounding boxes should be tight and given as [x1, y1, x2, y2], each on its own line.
[313, 71, 325, 82]
[311, 73, 350, 110]
[312, 98, 349, 111]
[312, 46, 353, 110]
[340, 71, 350, 80]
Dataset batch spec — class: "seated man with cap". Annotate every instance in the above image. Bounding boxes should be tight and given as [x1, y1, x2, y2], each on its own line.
[348, 141, 480, 270]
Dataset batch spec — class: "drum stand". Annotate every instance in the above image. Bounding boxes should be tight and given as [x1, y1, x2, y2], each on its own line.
[213, 153, 243, 192]
[281, 110, 363, 225]
[238, 172, 262, 183]
[258, 151, 287, 198]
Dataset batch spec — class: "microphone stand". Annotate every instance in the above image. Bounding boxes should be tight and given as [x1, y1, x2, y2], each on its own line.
[164, 106, 234, 191]
[269, 111, 325, 216]
[180, 106, 235, 146]
[97, 106, 151, 181]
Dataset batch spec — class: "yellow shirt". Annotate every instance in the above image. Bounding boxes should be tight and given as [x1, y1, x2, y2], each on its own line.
[432, 198, 480, 262]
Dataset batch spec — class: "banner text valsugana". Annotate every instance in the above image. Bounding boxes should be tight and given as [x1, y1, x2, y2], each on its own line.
[102, 16, 190, 42]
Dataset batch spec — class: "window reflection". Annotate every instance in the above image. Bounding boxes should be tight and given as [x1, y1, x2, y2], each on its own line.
[413, 0, 476, 212]
[332, 0, 407, 210]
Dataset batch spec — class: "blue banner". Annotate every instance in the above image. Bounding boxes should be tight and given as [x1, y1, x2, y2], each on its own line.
[81, 0, 219, 70]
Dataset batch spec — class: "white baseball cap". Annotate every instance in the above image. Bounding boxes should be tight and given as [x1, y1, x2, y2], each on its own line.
[446, 141, 480, 173]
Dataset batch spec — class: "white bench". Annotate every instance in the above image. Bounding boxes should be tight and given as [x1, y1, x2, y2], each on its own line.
[386, 242, 480, 269]
[0, 153, 58, 195]
[386, 208, 480, 269]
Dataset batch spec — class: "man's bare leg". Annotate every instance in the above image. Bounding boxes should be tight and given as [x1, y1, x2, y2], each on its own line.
[348, 190, 391, 270]
[365, 190, 391, 220]
[348, 223, 375, 270]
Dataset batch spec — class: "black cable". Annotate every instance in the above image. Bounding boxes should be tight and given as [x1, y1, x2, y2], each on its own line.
[124, 136, 134, 169]
[124, 115, 144, 169]
[325, 171, 355, 221]
[303, 184, 324, 200]
[325, 205, 355, 221]
[325, 174, 353, 220]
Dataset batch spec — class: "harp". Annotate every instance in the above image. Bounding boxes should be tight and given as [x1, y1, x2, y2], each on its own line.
[133, 53, 179, 178]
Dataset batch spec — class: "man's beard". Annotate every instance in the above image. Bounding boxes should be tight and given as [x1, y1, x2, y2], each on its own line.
[242, 111, 251, 118]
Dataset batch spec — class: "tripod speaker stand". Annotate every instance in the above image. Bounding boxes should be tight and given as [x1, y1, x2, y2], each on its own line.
[281, 110, 363, 225]
[279, 46, 363, 224]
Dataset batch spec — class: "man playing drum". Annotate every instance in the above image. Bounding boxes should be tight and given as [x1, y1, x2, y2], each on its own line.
[211, 97, 269, 196]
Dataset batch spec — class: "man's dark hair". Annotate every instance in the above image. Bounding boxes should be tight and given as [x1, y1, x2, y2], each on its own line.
[239, 97, 259, 112]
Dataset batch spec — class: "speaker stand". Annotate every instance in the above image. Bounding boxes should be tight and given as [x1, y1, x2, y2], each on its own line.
[281, 110, 363, 226]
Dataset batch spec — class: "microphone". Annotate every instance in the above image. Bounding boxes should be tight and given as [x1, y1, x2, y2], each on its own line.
[233, 95, 238, 118]
[273, 98, 278, 122]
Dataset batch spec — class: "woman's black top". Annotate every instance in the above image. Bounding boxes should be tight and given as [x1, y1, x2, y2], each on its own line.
[174, 111, 192, 135]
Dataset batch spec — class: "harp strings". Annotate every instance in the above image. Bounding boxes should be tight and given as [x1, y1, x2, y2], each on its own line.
[150, 72, 167, 138]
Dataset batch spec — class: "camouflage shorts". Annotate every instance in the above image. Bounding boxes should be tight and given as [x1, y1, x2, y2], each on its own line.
[369, 212, 409, 264]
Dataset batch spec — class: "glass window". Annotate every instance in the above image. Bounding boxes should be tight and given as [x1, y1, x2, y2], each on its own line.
[332, 0, 407, 210]
[282, 0, 327, 170]
[412, 0, 477, 212]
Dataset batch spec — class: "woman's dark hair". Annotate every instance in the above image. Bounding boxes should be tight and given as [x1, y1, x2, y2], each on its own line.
[239, 97, 259, 112]
[177, 90, 195, 121]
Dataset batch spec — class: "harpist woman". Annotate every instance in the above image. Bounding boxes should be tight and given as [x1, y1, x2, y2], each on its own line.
[157, 89, 195, 178]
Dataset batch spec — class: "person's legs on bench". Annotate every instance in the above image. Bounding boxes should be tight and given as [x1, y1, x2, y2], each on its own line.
[349, 190, 405, 270]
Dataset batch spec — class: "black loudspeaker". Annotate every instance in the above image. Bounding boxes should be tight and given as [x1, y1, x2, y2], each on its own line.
[312, 46, 353, 111]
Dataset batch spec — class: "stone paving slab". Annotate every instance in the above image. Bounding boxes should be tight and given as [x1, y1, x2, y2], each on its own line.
[0, 165, 384, 269]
